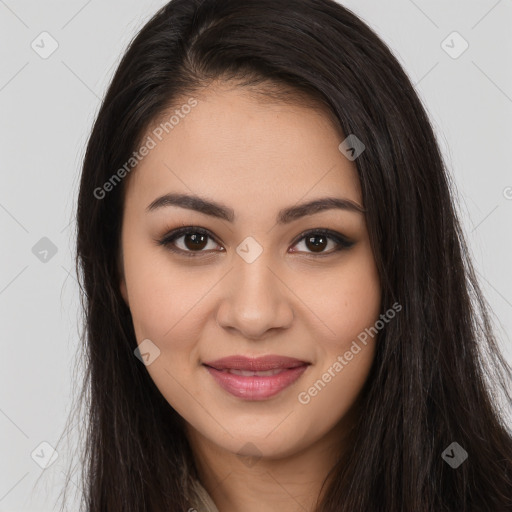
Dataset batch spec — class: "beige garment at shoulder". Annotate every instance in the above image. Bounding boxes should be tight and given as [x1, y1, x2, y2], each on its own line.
[188, 477, 221, 512]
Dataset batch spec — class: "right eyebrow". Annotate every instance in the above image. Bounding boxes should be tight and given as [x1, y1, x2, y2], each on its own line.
[146, 193, 365, 224]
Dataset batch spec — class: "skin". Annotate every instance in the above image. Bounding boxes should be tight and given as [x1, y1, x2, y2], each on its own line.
[119, 82, 381, 512]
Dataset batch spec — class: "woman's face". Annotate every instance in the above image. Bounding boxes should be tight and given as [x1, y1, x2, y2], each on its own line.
[119, 83, 381, 462]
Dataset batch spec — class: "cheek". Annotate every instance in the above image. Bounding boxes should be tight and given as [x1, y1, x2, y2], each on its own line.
[123, 248, 207, 407]
[298, 246, 381, 348]
[297, 339, 376, 442]
[295, 255, 380, 426]
[122, 240, 204, 342]
[306, 251, 380, 416]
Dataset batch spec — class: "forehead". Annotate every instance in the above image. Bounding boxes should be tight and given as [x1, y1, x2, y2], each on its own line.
[123, 84, 362, 214]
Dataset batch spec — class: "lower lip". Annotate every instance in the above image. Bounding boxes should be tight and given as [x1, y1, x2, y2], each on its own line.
[204, 364, 309, 401]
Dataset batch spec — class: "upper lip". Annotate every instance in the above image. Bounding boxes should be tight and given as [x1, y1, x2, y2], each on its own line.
[203, 355, 310, 371]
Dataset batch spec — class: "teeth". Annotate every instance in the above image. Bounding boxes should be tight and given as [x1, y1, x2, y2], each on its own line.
[223, 368, 286, 376]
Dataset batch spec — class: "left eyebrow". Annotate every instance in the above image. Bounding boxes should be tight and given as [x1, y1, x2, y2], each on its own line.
[146, 193, 365, 224]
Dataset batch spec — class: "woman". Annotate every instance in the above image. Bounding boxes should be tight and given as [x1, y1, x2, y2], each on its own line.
[68, 0, 512, 510]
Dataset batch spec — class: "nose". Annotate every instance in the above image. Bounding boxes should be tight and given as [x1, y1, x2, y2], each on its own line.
[215, 252, 294, 340]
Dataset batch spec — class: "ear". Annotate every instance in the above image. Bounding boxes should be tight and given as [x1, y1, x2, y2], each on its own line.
[118, 247, 129, 307]
[120, 276, 129, 306]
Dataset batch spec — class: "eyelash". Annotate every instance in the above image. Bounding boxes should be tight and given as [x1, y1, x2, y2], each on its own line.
[156, 226, 354, 258]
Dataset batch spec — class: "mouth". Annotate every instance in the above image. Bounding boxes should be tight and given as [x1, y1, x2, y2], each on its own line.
[202, 355, 311, 401]
[211, 368, 294, 376]
[203, 354, 310, 371]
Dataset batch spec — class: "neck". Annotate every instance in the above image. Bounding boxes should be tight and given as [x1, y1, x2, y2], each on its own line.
[185, 402, 359, 512]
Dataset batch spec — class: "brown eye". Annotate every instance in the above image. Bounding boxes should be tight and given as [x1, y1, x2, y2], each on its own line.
[303, 234, 329, 253]
[290, 229, 354, 256]
[158, 227, 222, 256]
[181, 232, 209, 251]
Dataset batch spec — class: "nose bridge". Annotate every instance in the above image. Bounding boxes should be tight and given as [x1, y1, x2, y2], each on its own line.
[234, 247, 275, 300]
[232, 234, 278, 296]
[216, 244, 293, 338]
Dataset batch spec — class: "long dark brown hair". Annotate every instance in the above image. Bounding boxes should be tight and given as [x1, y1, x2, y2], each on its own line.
[64, 0, 512, 510]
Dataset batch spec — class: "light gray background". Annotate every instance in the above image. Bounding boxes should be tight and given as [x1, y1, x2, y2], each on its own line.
[1, 1, 511, 510]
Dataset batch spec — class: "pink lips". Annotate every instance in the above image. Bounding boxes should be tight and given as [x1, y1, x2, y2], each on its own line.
[203, 355, 310, 401]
